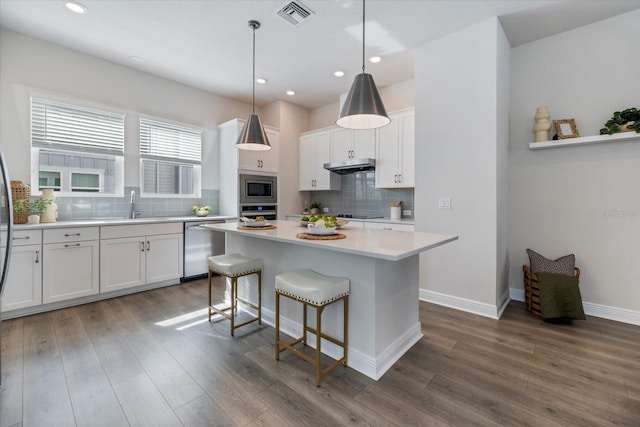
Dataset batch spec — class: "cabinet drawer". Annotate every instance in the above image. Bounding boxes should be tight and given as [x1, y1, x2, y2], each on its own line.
[1, 229, 43, 247]
[100, 222, 183, 239]
[43, 227, 100, 244]
[364, 222, 414, 231]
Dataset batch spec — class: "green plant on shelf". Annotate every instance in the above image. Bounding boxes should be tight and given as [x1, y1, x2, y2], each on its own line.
[599, 107, 640, 135]
[29, 198, 54, 213]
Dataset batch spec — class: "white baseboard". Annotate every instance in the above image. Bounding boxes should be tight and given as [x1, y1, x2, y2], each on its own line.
[260, 307, 422, 380]
[419, 289, 499, 319]
[509, 288, 640, 326]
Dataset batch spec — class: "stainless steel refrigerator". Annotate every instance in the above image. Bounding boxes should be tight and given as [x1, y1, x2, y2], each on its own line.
[0, 148, 14, 385]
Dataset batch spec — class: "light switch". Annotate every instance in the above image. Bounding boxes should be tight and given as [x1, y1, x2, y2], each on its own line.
[438, 198, 451, 209]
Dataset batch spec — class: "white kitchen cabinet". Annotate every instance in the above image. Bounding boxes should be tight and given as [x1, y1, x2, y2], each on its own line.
[330, 127, 376, 161]
[100, 223, 183, 292]
[238, 127, 279, 173]
[299, 129, 341, 191]
[364, 221, 415, 232]
[1, 229, 42, 312]
[376, 108, 415, 188]
[42, 227, 100, 304]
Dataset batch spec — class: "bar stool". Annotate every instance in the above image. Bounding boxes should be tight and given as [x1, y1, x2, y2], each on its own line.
[207, 253, 263, 336]
[275, 269, 349, 386]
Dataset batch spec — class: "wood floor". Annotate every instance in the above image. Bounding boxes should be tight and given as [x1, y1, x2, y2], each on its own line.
[1, 277, 639, 427]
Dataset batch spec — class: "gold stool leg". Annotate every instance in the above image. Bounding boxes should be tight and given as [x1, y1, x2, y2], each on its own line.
[344, 295, 349, 366]
[315, 305, 323, 387]
[303, 300, 308, 345]
[257, 270, 262, 325]
[230, 276, 237, 336]
[275, 291, 281, 360]
[208, 269, 212, 322]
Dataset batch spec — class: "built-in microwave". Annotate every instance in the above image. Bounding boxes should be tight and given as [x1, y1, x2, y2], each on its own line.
[239, 174, 277, 205]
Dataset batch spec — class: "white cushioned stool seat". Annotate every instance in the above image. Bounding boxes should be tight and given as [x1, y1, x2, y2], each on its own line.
[275, 269, 349, 305]
[207, 253, 263, 336]
[275, 269, 349, 387]
[208, 253, 263, 277]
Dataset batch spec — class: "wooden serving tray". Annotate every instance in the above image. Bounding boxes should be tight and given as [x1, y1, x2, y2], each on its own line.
[296, 232, 346, 240]
[237, 224, 277, 230]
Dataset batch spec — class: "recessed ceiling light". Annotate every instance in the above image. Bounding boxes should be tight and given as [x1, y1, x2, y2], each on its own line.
[286, 90, 295, 96]
[369, 56, 381, 63]
[65, 1, 88, 14]
[256, 78, 267, 84]
[334, 70, 345, 77]
[129, 56, 145, 65]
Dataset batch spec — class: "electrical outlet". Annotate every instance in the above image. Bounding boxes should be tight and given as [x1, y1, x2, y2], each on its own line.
[403, 209, 411, 217]
[438, 198, 451, 209]
[323, 207, 329, 213]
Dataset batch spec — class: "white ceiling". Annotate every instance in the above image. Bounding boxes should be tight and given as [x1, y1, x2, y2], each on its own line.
[1, 0, 638, 110]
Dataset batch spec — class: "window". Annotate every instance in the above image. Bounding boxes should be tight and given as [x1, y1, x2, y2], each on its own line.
[30, 96, 125, 196]
[139, 116, 202, 197]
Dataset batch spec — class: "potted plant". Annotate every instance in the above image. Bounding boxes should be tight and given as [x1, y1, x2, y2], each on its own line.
[27, 198, 54, 224]
[310, 202, 321, 214]
[12, 198, 30, 224]
[600, 107, 640, 135]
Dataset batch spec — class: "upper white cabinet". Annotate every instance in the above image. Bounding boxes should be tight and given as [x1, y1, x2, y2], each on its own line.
[299, 129, 341, 191]
[42, 227, 100, 304]
[330, 127, 376, 161]
[219, 118, 279, 174]
[1, 229, 42, 312]
[376, 108, 415, 188]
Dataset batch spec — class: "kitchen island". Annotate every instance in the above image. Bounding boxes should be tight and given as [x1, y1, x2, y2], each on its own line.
[202, 220, 457, 380]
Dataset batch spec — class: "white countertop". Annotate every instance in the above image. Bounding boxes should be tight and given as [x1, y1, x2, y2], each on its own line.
[202, 220, 457, 261]
[10, 215, 236, 230]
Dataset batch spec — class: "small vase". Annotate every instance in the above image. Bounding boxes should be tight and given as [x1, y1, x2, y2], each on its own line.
[27, 214, 40, 224]
[533, 106, 551, 142]
[40, 188, 57, 223]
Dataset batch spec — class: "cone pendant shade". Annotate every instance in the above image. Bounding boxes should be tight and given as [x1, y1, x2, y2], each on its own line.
[337, 73, 390, 129]
[236, 20, 271, 151]
[236, 114, 271, 151]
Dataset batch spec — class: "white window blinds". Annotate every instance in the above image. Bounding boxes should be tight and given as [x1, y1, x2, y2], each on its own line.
[31, 97, 125, 153]
[139, 117, 201, 163]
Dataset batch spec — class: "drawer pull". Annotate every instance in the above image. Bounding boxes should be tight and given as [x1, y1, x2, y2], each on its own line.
[64, 233, 81, 237]
[13, 236, 31, 240]
[64, 243, 81, 248]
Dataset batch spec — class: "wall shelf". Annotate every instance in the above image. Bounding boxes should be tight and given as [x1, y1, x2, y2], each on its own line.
[529, 132, 640, 150]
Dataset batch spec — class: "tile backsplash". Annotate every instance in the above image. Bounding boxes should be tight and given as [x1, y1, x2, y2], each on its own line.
[52, 187, 219, 221]
[305, 171, 414, 218]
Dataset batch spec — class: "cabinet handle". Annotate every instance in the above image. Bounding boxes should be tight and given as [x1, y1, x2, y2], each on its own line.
[65, 233, 81, 237]
[394, 174, 398, 183]
[13, 236, 30, 240]
[35, 250, 39, 264]
[141, 241, 145, 252]
[383, 227, 393, 230]
[147, 241, 150, 252]
[64, 243, 81, 248]
[398, 174, 402, 183]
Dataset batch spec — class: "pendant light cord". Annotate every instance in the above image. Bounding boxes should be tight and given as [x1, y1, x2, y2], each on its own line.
[252, 24, 256, 114]
[361, 0, 366, 74]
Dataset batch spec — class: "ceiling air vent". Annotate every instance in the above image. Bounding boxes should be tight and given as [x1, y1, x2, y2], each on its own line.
[276, 1, 314, 27]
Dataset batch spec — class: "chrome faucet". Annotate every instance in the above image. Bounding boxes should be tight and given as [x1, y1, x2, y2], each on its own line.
[130, 190, 140, 219]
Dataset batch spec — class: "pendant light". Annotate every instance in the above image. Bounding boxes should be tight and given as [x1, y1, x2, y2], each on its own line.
[236, 20, 271, 151]
[336, 0, 390, 130]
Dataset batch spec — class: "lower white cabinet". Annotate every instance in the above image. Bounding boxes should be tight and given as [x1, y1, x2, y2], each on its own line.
[42, 227, 100, 304]
[1, 228, 43, 312]
[364, 222, 415, 232]
[100, 223, 183, 292]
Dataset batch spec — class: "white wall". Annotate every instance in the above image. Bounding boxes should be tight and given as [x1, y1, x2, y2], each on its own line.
[415, 18, 508, 318]
[509, 10, 640, 322]
[0, 29, 253, 191]
[309, 79, 415, 130]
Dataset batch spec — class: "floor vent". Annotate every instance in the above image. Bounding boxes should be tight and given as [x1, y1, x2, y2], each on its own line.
[276, 1, 314, 27]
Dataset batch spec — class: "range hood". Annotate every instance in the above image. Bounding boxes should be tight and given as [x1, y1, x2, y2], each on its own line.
[323, 158, 375, 175]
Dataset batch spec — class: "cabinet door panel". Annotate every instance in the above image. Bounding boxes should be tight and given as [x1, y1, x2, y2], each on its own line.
[1, 245, 42, 312]
[146, 234, 183, 284]
[100, 237, 146, 292]
[399, 111, 415, 187]
[313, 131, 333, 189]
[258, 129, 279, 173]
[299, 134, 316, 190]
[43, 241, 99, 303]
[353, 129, 376, 159]
[330, 127, 353, 161]
[375, 117, 400, 188]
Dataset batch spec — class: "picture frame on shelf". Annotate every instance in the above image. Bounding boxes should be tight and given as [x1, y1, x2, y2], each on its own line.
[553, 118, 579, 139]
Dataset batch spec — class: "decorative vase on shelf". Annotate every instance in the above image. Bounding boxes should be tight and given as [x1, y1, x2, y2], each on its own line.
[533, 106, 551, 142]
[40, 188, 57, 223]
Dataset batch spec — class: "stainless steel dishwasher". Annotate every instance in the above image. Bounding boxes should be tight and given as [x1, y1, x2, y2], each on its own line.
[182, 219, 225, 281]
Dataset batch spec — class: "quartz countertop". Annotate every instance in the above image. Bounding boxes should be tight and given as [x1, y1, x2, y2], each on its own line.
[202, 220, 456, 261]
[9, 215, 237, 230]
